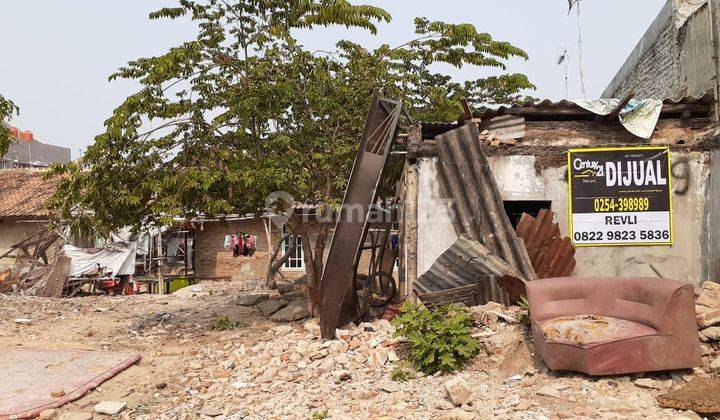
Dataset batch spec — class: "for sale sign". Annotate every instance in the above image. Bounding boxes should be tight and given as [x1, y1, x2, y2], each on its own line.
[567, 146, 673, 246]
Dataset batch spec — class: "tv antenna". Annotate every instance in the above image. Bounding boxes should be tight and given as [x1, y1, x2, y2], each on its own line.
[569, 0, 586, 98]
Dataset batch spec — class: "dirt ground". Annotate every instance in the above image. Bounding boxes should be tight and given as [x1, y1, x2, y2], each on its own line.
[0, 280, 716, 419]
[0, 281, 276, 418]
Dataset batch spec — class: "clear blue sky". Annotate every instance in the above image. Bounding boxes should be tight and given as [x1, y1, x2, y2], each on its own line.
[0, 0, 666, 158]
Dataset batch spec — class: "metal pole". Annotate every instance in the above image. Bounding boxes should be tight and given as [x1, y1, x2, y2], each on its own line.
[708, 0, 720, 121]
[156, 232, 165, 294]
[576, 0, 586, 98]
[184, 229, 188, 276]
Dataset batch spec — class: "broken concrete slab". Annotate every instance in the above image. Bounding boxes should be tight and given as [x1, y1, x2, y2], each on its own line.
[444, 377, 472, 406]
[696, 281, 720, 309]
[270, 300, 310, 322]
[697, 308, 720, 328]
[701, 326, 720, 341]
[93, 401, 126, 415]
[535, 385, 561, 398]
[635, 378, 671, 390]
[237, 293, 269, 306]
[657, 378, 720, 413]
[258, 298, 288, 316]
[280, 290, 307, 301]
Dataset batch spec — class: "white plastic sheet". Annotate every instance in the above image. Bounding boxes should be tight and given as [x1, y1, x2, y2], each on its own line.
[63, 243, 136, 277]
[571, 98, 663, 139]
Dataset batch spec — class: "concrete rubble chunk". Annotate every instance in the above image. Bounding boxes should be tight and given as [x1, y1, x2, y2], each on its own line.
[197, 405, 224, 417]
[674, 410, 703, 420]
[270, 299, 310, 322]
[696, 281, 720, 309]
[445, 377, 472, 406]
[237, 292, 269, 306]
[658, 378, 720, 414]
[93, 401, 126, 415]
[696, 308, 720, 328]
[535, 385, 561, 398]
[701, 326, 720, 341]
[58, 412, 93, 420]
[710, 357, 720, 373]
[258, 298, 288, 316]
[635, 377, 671, 390]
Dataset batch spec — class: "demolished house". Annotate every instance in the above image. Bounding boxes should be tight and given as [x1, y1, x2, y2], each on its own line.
[399, 94, 719, 305]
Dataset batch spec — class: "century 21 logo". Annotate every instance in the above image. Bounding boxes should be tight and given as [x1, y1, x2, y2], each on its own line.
[573, 158, 604, 178]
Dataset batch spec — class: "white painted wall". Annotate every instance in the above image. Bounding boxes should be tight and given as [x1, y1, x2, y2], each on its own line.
[415, 152, 713, 287]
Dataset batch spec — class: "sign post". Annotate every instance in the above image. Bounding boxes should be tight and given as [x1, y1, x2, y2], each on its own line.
[567, 146, 673, 247]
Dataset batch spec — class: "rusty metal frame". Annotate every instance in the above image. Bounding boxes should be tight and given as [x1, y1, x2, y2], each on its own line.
[319, 93, 403, 339]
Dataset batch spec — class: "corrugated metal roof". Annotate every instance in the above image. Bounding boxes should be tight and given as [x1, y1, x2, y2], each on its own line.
[0, 170, 58, 218]
[515, 210, 576, 278]
[419, 94, 714, 136]
[472, 93, 714, 121]
[414, 235, 512, 305]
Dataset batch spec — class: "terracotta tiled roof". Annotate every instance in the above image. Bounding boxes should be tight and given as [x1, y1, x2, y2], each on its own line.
[0, 169, 59, 218]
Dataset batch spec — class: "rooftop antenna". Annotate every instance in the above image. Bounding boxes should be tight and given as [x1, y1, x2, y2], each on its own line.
[557, 49, 570, 98]
[569, 0, 586, 98]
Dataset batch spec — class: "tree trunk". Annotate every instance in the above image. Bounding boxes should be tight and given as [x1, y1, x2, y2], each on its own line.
[266, 232, 295, 289]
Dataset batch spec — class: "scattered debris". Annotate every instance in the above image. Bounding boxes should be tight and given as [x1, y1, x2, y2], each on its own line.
[93, 401, 126, 416]
[444, 377, 472, 406]
[237, 292, 269, 306]
[270, 299, 310, 322]
[634, 378, 671, 391]
[258, 298, 288, 316]
[535, 385, 561, 398]
[657, 378, 720, 414]
[13, 318, 33, 325]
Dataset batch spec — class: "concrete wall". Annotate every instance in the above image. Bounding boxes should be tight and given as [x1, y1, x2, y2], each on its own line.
[603, 0, 716, 100]
[0, 219, 46, 271]
[415, 152, 715, 288]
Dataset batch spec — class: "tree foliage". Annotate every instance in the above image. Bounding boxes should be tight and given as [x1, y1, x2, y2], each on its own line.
[47, 0, 535, 307]
[0, 94, 20, 157]
[48, 2, 533, 236]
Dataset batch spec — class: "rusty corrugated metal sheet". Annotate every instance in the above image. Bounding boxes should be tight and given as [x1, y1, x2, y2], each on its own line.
[414, 235, 513, 305]
[516, 209, 576, 278]
[435, 123, 537, 282]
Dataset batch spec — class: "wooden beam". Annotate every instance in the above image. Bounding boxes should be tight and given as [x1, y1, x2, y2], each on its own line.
[609, 91, 635, 118]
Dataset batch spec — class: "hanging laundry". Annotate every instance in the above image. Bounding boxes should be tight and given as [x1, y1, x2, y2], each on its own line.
[224, 235, 232, 250]
[246, 235, 257, 257]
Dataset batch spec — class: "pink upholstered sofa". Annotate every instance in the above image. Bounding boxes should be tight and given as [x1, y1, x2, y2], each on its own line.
[526, 277, 702, 376]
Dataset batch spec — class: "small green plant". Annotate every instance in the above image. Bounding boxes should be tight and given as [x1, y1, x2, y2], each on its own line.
[391, 302, 481, 374]
[208, 316, 241, 331]
[390, 360, 416, 382]
[517, 295, 531, 327]
[312, 410, 328, 420]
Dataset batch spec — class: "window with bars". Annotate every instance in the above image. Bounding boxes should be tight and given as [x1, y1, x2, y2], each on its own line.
[282, 226, 304, 270]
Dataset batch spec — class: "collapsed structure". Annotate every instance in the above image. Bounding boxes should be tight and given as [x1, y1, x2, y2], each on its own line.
[398, 94, 719, 305]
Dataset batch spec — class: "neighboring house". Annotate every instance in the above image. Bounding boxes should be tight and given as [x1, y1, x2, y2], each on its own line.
[603, 0, 719, 100]
[193, 214, 395, 283]
[1, 125, 71, 169]
[0, 170, 60, 270]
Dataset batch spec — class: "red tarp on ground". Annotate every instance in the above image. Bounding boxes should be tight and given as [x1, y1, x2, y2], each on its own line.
[0, 347, 139, 419]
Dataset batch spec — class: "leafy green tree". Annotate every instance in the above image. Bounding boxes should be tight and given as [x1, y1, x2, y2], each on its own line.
[48, 0, 534, 312]
[0, 94, 20, 156]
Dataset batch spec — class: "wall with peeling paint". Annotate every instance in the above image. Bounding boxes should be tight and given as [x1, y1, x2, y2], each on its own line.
[415, 152, 715, 288]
